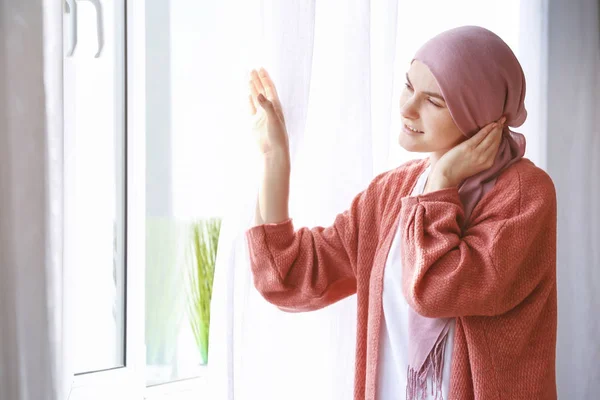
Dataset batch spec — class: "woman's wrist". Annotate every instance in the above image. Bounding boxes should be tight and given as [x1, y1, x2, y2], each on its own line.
[423, 172, 458, 194]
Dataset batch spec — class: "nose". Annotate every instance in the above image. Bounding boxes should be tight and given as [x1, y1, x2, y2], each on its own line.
[400, 95, 419, 121]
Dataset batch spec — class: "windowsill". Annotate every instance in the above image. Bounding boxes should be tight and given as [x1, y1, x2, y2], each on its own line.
[144, 376, 207, 400]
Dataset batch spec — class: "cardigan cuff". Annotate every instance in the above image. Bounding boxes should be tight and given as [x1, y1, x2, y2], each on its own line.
[401, 186, 461, 206]
[245, 218, 295, 251]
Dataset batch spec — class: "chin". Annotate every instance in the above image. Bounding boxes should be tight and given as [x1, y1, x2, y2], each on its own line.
[398, 135, 430, 153]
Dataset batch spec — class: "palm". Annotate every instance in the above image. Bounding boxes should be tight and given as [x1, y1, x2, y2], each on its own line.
[248, 68, 289, 156]
[436, 140, 468, 177]
[434, 120, 504, 185]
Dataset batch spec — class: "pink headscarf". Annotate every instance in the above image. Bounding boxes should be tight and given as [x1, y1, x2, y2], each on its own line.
[406, 26, 527, 400]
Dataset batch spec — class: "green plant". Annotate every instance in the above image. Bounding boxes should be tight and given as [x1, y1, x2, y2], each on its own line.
[185, 217, 222, 365]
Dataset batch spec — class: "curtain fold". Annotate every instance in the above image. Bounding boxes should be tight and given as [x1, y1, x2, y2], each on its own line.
[543, 0, 600, 397]
[0, 1, 71, 399]
[207, 1, 380, 399]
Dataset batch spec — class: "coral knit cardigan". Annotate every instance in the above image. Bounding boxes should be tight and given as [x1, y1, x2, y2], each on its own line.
[245, 157, 558, 400]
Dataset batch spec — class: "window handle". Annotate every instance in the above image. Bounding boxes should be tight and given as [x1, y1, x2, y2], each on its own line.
[78, 0, 104, 58]
[64, 0, 78, 57]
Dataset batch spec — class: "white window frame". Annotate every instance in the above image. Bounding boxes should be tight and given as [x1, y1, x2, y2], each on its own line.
[67, 0, 145, 398]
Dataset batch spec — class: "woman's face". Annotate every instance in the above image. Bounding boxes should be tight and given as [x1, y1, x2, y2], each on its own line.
[398, 60, 466, 154]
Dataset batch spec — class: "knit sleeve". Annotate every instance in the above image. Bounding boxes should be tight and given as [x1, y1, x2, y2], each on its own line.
[398, 164, 557, 318]
[245, 173, 384, 313]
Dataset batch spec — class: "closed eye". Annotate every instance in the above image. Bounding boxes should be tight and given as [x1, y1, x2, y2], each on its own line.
[428, 98, 442, 108]
[405, 73, 446, 108]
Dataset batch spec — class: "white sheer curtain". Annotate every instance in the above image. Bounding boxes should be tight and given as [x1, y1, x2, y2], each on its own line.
[0, 1, 73, 400]
[208, 2, 367, 399]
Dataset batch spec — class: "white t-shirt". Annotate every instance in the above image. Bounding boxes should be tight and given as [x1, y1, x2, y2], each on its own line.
[376, 164, 456, 400]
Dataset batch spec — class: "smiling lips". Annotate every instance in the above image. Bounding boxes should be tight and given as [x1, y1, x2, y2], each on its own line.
[404, 123, 424, 134]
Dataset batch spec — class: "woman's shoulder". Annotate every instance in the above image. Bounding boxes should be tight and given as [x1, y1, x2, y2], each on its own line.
[496, 158, 556, 198]
[478, 158, 557, 220]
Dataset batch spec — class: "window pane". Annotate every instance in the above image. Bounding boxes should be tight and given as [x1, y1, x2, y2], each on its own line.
[145, 0, 231, 387]
[64, 0, 126, 374]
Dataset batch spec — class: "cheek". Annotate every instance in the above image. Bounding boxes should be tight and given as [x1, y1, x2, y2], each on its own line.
[427, 114, 464, 145]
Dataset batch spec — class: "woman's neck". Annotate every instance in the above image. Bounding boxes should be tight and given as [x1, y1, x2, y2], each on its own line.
[427, 151, 443, 171]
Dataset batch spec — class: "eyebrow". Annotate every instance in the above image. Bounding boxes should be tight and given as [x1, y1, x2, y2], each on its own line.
[406, 73, 446, 102]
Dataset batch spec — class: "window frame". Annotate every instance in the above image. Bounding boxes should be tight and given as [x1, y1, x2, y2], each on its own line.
[67, 0, 145, 398]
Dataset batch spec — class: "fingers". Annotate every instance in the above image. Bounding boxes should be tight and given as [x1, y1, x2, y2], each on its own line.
[479, 121, 503, 150]
[249, 79, 260, 113]
[248, 67, 285, 122]
[481, 116, 506, 146]
[257, 93, 275, 114]
[470, 121, 499, 146]
[258, 67, 280, 104]
[481, 126, 503, 160]
[477, 118, 505, 168]
[251, 69, 266, 96]
[248, 94, 257, 115]
[472, 116, 506, 147]
[250, 67, 282, 107]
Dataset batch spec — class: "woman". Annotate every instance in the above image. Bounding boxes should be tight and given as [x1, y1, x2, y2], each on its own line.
[245, 25, 557, 400]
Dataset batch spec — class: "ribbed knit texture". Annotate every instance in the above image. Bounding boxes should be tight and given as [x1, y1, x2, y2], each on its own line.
[245, 157, 558, 400]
